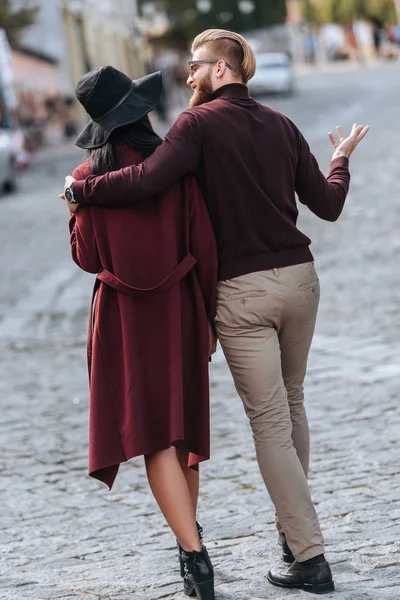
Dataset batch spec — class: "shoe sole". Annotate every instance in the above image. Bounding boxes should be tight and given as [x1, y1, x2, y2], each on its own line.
[267, 573, 335, 595]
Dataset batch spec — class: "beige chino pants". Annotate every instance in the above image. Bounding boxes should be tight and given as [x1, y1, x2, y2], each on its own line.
[215, 262, 324, 561]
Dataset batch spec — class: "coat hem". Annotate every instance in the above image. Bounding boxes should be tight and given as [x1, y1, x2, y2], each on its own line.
[89, 438, 210, 490]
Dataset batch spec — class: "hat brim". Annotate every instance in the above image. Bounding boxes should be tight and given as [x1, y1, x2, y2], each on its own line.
[74, 71, 162, 150]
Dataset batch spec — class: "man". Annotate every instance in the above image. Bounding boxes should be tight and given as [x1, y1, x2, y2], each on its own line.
[62, 29, 369, 594]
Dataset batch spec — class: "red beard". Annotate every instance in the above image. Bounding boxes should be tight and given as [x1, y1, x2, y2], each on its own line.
[189, 70, 214, 108]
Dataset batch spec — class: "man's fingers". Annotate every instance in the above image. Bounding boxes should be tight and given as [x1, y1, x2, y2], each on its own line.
[351, 125, 369, 145]
[328, 132, 338, 148]
[345, 124, 368, 146]
[357, 125, 370, 142]
[354, 124, 365, 135]
[336, 126, 345, 142]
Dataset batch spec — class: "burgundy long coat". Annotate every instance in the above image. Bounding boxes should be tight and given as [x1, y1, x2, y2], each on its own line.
[69, 144, 218, 489]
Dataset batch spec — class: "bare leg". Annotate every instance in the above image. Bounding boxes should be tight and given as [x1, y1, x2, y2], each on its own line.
[145, 447, 202, 552]
[176, 448, 200, 513]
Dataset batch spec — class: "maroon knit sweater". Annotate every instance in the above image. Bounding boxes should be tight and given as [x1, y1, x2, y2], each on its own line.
[73, 83, 350, 280]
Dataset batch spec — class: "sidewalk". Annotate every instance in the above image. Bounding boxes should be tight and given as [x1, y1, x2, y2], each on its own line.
[29, 141, 84, 167]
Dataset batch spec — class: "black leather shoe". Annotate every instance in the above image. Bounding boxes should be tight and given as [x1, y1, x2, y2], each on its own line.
[177, 521, 204, 577]
[181, 546, 215, 599]
[267, 559, 335, 594]
[279, 532, 294, 564]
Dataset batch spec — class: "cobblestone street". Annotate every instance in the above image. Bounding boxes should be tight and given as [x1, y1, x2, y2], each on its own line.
[1, 61, 400, 600]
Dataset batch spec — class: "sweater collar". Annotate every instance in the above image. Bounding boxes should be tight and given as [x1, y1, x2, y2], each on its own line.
[211, 83, 250, 100]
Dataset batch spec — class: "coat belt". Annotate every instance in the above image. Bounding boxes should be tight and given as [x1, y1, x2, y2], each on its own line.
[96, 252, 197, 297]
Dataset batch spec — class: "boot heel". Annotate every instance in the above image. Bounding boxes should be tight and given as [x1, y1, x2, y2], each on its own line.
[304, 580, 335, 595]
[193, 579, 215, 600]
[184, 583, 197, 597]
[182, 547, 214, 599]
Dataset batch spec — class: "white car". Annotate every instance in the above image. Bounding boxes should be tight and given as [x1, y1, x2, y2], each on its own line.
[0, 127, 17, 193]
[249, 52, 295, 96]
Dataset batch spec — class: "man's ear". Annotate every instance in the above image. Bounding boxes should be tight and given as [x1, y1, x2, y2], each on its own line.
[215, 60, 226, 79]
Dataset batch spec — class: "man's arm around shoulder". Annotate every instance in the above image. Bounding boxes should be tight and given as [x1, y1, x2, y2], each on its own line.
[72, 110, 203, 207]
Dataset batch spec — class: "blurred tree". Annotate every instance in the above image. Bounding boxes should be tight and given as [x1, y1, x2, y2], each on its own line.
[366, 0, 397, 22]
[148, 0, 287, 45]
[257, 0, 288, 26]
[301, 0, 322, 25]
[319, 0, 354, 24]
[196, 0, 287, 32]
[352, 0, 370, 18]
[0, 0, 40, 48]
[319, 0, 397, 24]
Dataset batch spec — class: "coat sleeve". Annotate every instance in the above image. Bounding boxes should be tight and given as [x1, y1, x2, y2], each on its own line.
[69, 166, 101, 274]
[188, 178, 218, 321]
[72, 111, 203, 207]
[294, 128, 350, 222]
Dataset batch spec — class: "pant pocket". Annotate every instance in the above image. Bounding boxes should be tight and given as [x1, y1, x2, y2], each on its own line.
[298, 280, 319, 292]
[225, 290, 268, 302]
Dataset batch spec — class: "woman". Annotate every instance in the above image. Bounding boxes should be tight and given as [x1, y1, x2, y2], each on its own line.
[67, 66, 217, 600]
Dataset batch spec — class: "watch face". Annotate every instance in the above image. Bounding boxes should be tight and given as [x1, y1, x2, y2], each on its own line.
[65, 187, 73, 203]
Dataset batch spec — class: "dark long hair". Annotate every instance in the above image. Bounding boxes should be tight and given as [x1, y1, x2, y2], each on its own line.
[89, 115, 162, 176]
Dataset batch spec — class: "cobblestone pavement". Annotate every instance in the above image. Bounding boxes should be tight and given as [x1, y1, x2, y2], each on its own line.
[1, 62, 400, 600]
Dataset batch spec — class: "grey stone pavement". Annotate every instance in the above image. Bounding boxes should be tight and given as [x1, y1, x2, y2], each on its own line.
[1, 61, 400, 600]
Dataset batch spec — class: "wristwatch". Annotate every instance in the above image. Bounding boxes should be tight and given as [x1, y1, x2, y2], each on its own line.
[65, 182, 78, 204]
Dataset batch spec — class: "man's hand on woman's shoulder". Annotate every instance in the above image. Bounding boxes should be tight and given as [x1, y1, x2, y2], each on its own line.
[59, 175, 78, 213]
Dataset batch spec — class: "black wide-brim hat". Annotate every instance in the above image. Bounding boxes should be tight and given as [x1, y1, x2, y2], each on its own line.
[74, 66, 162, 150]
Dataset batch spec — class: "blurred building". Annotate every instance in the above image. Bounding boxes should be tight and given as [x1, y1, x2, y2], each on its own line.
[11, 0, 74, 147]
[62, 0, 145, 126]
[0, 30, 17, 117]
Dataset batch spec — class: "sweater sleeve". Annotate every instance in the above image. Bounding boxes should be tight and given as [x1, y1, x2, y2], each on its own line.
[73, 111, 202, 207]
[188, 178, 218, 321]
[69, 165, 101, 274]
[295, 130, 350, 222]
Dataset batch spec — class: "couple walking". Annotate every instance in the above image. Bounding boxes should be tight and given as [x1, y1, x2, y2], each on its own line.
[63, 29, 368, 599]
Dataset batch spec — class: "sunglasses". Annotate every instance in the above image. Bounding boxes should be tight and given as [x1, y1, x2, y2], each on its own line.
[188, 59, 233, 73]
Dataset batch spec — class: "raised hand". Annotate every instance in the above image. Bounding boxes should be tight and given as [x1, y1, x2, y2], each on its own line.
[329, 123, 370, 161]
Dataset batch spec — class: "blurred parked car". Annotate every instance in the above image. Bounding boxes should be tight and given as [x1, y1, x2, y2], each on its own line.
[12, 128, 31, 172]
[249, 52, 295, 96]
[0, 127, 17, 193]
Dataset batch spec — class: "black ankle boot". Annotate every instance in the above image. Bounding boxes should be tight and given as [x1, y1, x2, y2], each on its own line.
[177, 521, 204, 577]
[267, 556, 335, 595]
[181, 546, 215, 599]
[279, 532, 294, 564]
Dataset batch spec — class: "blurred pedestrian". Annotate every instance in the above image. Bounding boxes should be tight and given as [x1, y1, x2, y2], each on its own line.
[145, 55, 171, 123]
[346, 23, 364, 63]
[60, 96, 78, 138]
[174, 53, 192, 107]
[371, 17, 384, 56]
[304, 30, 317, 64]
[62, 30, 369, 595]
[154, 80, 169, 123]
[64, 66, 218, 600]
